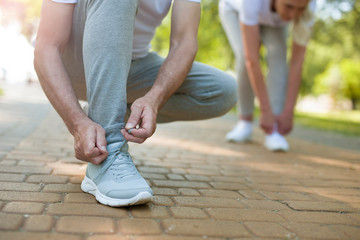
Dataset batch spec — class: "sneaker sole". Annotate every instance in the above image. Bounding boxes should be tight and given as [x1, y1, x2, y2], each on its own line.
[226, 137, 252, 143]
[81, 176, 153, 207]
[264, 145, 289, 152]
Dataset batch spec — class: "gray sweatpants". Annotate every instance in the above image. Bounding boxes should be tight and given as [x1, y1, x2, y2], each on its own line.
[218, 1, 288, 117]
[62, 0, 237, 151]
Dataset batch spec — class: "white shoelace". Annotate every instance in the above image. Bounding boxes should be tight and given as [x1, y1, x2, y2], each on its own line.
[109, 153, 137, 180]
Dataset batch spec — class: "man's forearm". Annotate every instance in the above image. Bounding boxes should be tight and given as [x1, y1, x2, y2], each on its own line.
[34, 46, 87, 135]
[145, 40, 198, 111]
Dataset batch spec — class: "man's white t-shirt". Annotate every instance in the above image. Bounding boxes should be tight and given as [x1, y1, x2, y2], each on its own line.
[52, 0, 201, 59]
[220, 0, 316, 45]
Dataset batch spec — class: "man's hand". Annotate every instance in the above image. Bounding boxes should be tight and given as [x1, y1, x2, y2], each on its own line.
[73, 118, 108, 165]
[276, 111, 294, 135]
[260, 110, 275, 134]
[121, 96, 158, 144]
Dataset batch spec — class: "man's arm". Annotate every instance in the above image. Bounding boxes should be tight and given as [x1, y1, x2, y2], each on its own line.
[34, 0, 107, 164]
[240, 23, 275, 134]
[277, 42, 306, 135]
[122, 0, 201, 143]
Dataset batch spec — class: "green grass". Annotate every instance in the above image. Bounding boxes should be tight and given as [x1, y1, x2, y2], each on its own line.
[294, 110, 360, 136]
[233, 107, 360, 136]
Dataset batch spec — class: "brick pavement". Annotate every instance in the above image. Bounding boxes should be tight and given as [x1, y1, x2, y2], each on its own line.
[0, 83, 359, 240]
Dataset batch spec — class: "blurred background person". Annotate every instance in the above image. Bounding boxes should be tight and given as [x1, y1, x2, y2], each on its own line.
[219, 0, 316, 151]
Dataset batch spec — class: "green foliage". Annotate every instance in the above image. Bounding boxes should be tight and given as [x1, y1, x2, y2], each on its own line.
[301, 0, 360, 99]
[312, 64, 342, 98]
[195, 0, 233, 70]
[312, 59, 360, 109]
[339, 59, 360, 108]
[294, 110, 360, 136]
[151, 0, 233, 70]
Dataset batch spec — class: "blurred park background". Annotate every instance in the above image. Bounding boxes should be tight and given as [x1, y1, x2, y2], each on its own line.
[0, 0, 359, 136]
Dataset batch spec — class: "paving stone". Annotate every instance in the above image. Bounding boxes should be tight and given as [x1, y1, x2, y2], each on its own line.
[43, 183, 82, 193]
[210, 182, 250, 190]
[285, 200, 358, 212]
[283, 222, 345, 239]
[152, 187, 178, 196]
[26, 175, 69, 183]
[211, 176, 247, 183]
[69, 176, 83, 184]
[18, 160, 46, 166]
[177, 188, 201, 196]
[0, 165, 52, 174]
[138, 166, 170, 174]
[63, 193, 97, 203]
[151, 196, 175, 206]
[260, 191, 313, 201]
[170, 207, 208, 219]
[278, 210, 359, 225]
[238, 190, 266, 200]
[241, 199, 289, 210]
[0, 173, 26, 182]
[23, 215, 55, 232]
[173, 196, 244, 208]
[206, 208, 285, 222]
[0, 231, 83, 240]
[185, 174, 211, 182]
[199, 189, 242, 198]
[0, 191, 61, 202]
[348, 213, 360, 225]
[86, 236, 128, 240]
[331, 225, 360, 239]
[3, 202, 45, 214]
[152, 180, 211, 189]
[161, 219, 250, 238]
[56, 216, 115, 234]
[135, 237, 222, 240]
[0, 213, 24, 230]
[167, 174, 185, 180]
[118, 219, 162, 234]
[0, 159, 17, 165]
[141, 173, 167, 180]
[0, 182, 41, 191]
[130, 204, 170, 218]
[244, 222, 292, 238]
[47, 203, 127, 217]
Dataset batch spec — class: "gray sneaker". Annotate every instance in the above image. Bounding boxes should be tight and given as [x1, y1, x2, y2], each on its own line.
[81, 151, 153, 207]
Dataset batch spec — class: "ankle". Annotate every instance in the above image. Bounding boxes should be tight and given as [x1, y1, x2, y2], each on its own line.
[239, 115, 253, 122]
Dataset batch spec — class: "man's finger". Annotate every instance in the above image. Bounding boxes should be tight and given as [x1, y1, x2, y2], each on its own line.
[127, 128, 152, 138]
[126, 105, 142, 130]
[90, 153, 108, 165]
[121, 129, 146, 143]
[96, 128, 108, 154]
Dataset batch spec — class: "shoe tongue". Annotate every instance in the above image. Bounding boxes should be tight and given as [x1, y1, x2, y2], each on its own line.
[113, 154, 130, 165]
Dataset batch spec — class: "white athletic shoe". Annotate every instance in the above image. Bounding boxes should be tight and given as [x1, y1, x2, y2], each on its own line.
[226, 121, 253, 142]
[81, 151, 153, 207]
[264, 131, 289, 152]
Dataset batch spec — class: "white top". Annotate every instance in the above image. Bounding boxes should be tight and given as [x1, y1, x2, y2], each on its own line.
[52, 0, 201, 59]
[220, 0, 316, 45]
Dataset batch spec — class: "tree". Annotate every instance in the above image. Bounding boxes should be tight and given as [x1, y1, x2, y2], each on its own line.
[340, 59, 360, 109]
[312, 59, 360, 110]
[152, 0, 233, 70]
[301, 0, 360, 106]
